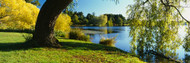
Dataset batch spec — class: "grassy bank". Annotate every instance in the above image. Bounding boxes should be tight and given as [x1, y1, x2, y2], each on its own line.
[0, 32, 144, 63]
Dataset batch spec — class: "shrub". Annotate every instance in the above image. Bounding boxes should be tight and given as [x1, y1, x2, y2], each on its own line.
[99, 36, 117, 47]
[22, 33, 40, 47]
[54, 31, 66, 38]
[69, 29, 90, 41]
[22, 33, 33, 42]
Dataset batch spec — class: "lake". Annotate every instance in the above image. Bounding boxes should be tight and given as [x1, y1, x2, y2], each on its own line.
[73, 26, 190, 63]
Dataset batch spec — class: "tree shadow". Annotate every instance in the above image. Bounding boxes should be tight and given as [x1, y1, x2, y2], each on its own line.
[59, 42, 125, 52]
[0, 42, 37, 51]
[0, 41, 126, 53]
[0, 29, 33, 33]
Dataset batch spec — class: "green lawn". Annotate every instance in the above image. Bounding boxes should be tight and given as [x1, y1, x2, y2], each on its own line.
[0, 32, 144, 63]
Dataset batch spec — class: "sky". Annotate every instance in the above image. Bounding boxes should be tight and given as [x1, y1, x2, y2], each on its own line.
[38, 0, 190, 20]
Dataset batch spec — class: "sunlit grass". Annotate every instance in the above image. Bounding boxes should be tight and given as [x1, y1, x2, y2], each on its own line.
[0, 32, 145, 63]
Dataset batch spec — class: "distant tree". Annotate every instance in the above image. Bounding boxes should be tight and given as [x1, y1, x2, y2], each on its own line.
[107, 18, 113, 27]
[71, 14, 80, 25]
[25, 0, 40, 6]
[86, 13, 95, 25]
[77, 12, 85, 24]
[105, 14, 126, 26]
[92, 15, 107, 26]
[77, 12, 84, 19]
[117, 17, 123, 26]
[81, 18, 89, 25]
[66, 11, 74, 17]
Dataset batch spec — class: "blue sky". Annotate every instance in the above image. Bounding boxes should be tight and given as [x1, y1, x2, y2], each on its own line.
[38, 0, 190, 20]
[38, 0, 133, 18]
[73, 0, 133, 17]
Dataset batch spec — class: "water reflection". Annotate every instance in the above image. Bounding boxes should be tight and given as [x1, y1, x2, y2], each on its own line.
[129, 20, 190, 62]
[183, 25, 190, 52]
[74, 26, 190, 62]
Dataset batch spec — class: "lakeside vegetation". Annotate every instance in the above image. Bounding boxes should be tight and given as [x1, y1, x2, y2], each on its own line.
[0, 0, 190, 62]
[0, 32, 144, 63]
[66, 11, 128, 26]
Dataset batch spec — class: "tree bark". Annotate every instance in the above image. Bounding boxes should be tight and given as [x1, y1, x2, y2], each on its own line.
[33, 0, 72, 47]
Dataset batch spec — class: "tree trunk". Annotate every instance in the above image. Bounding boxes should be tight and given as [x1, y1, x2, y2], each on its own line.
[33, 0, 72, 47]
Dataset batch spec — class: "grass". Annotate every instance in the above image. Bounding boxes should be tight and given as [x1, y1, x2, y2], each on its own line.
[0, 32, 145, 63]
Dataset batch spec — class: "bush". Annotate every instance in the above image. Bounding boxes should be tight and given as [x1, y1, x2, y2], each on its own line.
[22, 34, 39, 47]
[69, 29, 90, 41]
[22, 33, 33, 42]
[54, 31, 66, 38]
[99, 36, 117, 47]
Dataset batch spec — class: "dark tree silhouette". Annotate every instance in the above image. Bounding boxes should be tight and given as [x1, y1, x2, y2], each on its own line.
[33, 0, 73, 47]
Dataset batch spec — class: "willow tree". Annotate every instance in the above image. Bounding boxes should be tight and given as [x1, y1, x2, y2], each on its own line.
[127, 0, 190, 61]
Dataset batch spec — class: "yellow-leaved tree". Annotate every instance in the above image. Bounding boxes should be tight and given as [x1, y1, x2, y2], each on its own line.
[55, 14, 71, 32]
[0, 0, 71, 32]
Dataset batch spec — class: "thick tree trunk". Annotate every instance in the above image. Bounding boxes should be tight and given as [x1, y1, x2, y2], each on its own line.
[33, 0, 72, 47]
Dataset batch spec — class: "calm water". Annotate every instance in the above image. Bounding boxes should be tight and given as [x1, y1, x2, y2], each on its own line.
[73, 26, 190, 63]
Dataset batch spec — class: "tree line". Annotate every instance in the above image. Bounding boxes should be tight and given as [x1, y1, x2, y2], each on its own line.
[65, 11, 128, 26]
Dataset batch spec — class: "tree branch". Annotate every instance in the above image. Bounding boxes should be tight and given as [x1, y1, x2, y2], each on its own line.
[143, 0, 149, 5]
[160, 0, 190, 24]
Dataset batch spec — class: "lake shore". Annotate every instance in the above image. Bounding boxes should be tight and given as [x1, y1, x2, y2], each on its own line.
[0, 32, 145, 63]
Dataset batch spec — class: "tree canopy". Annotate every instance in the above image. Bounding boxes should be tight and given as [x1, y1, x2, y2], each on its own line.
[127, 0, 190, 60]
[0, 0, 71, 32]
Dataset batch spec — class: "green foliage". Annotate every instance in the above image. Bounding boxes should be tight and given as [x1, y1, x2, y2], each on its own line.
[99, 36, 117, 47]
[105, 14, 127, 26]
[67, 11, 127, 26]
[87, 13, 96, 25]
[91, 15, 108, 26]
[25, 0, 40, 6]
[71, 14, 80, 25]
[54, 31, 66, 38]
[22, 33, 33, 42]
[69, 29, 90, 41]
[117, 17, 123, 26]
[107, 18, 113, 27]
[81, 18, 89, 24]
[127, 0, 189, 59]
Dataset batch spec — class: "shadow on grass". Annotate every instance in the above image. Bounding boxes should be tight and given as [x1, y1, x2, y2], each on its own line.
[0, 42, 37, 51]
[59, 42, 126, 52]
[0, 29, 33, 33]
[0, 41, 126, 53]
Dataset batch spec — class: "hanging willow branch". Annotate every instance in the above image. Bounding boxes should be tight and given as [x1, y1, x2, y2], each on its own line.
[160, 0, 190, 24]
